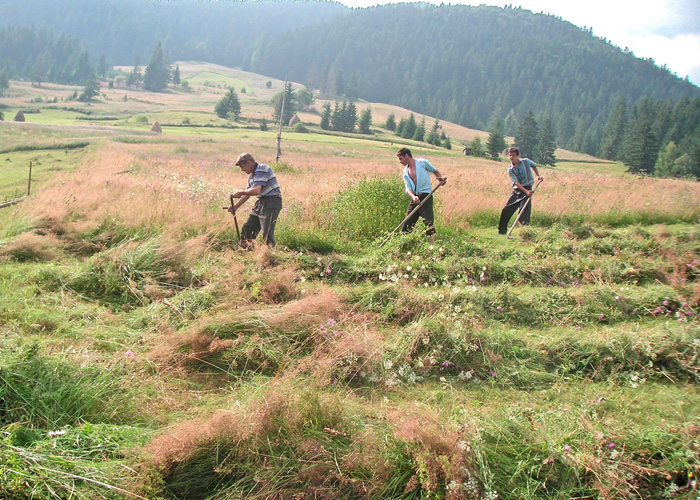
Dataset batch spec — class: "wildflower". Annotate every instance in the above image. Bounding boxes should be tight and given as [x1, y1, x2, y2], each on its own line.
[598, 397, 604, 403]
[125, 350, 134, 358]
[663, 300, 669, 306]
[607, 443, 615, 449]
[326, 268, 332, 275]
[564, 445, 571, 452]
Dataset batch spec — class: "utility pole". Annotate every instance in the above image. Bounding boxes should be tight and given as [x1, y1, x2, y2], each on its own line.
[276, 80, 287, 162]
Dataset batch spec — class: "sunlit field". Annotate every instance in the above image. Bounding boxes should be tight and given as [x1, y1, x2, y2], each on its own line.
[1, 63, 699, 499]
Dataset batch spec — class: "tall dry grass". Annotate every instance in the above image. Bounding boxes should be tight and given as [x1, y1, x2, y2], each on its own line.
[17, 139, 700, 249]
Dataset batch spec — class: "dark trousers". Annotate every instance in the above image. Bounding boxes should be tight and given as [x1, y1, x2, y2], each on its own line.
[498, 186, 532, 234]
[241, 196, 282, 246]
[402, 192, 436, 236]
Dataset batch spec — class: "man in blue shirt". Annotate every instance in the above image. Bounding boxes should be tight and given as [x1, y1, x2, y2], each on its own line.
[397, 147, 447, 243]
[498, 147, 543, 234]
[231, 152, 282, 247]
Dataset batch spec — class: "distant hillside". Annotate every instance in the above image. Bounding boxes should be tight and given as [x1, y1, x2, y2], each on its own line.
[0, 0, 345, 69]
[1, 0, 698, 160]
[249, 4, 699, 143]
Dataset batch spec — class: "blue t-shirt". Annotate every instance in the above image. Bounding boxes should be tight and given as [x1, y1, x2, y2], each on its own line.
[247, 163, 281, 198]
[507, 158, 537, 189]
[402, 158, 437, 195]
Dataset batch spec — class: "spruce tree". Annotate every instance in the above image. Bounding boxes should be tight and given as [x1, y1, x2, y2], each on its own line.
[413, 117, 426, 142]
[272, 82, 295, 125]
[469, 136, 487, 158]
[358, 107, 372, 134]
[426, 120, 441, 145]
[600, 96, 627, 160]
[78, 70, 100, 102]
[172, 64, 181, 86]
[330, 102, 342, 130]
[143, 42, 170, 92]
[515, 110, 539, 159]
[486, 115, 507, 160]
[623, 111, 659, 175]
[654, 141, 680, 178]
[534, 116, 556, 165]
[320, 103, 331, 130]
[127, 57, 141, 87]
[215, 87, 241, 120]
[385, 113, 396, 131]
[345, 101, 358, 132]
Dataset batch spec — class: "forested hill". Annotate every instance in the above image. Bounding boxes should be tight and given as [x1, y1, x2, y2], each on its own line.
[1, 0, 698, 158]
[0, 0, 345, 70]
[248, 3, 698, 137]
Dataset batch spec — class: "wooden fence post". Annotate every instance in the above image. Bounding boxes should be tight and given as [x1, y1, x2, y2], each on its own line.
[27, 161, 32, 195]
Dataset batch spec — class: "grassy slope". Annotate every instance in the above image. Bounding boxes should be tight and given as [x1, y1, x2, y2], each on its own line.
[0, 63, 699, 499]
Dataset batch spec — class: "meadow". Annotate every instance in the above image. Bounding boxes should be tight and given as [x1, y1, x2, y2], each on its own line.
[0, 63, 699, 499]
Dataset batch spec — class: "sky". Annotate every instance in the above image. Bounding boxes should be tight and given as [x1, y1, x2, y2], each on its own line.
[337, 0, 700, 87]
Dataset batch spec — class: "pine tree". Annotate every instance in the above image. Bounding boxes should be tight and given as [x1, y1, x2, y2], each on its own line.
[426, 120, 441, 145]
[320, 103, 331, 130]
[384, 113, 396, 131]
[143, 42, 170, 92]
[330, 102, 342, 130]
[78, 70, 100, 102]
[600, 96, 627, 160]
[534, 116, 556, 165]
[515, 110, 539, 159]
[397, 113, 417, 139]
[215, 87, 241, 120]
[345, 101, 358, 132]
[172, 64, 181, 86]
[358, 107, 372, 134]
[272, 82, 295, 125]
[127, 57, 141, 87]
[413, 117, 426, 142]
[469, 136, 487, 158]
[623, 111, 659, 175]
[654, 141, 680, 178]
[486, 115, 507, 160]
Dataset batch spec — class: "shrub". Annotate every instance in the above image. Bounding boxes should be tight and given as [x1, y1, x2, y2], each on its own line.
[328, 177, 407, 240]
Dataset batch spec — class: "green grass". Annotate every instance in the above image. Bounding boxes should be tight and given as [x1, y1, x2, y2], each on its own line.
[0, 148, 85, 200]
[1, 70, 699, 499]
